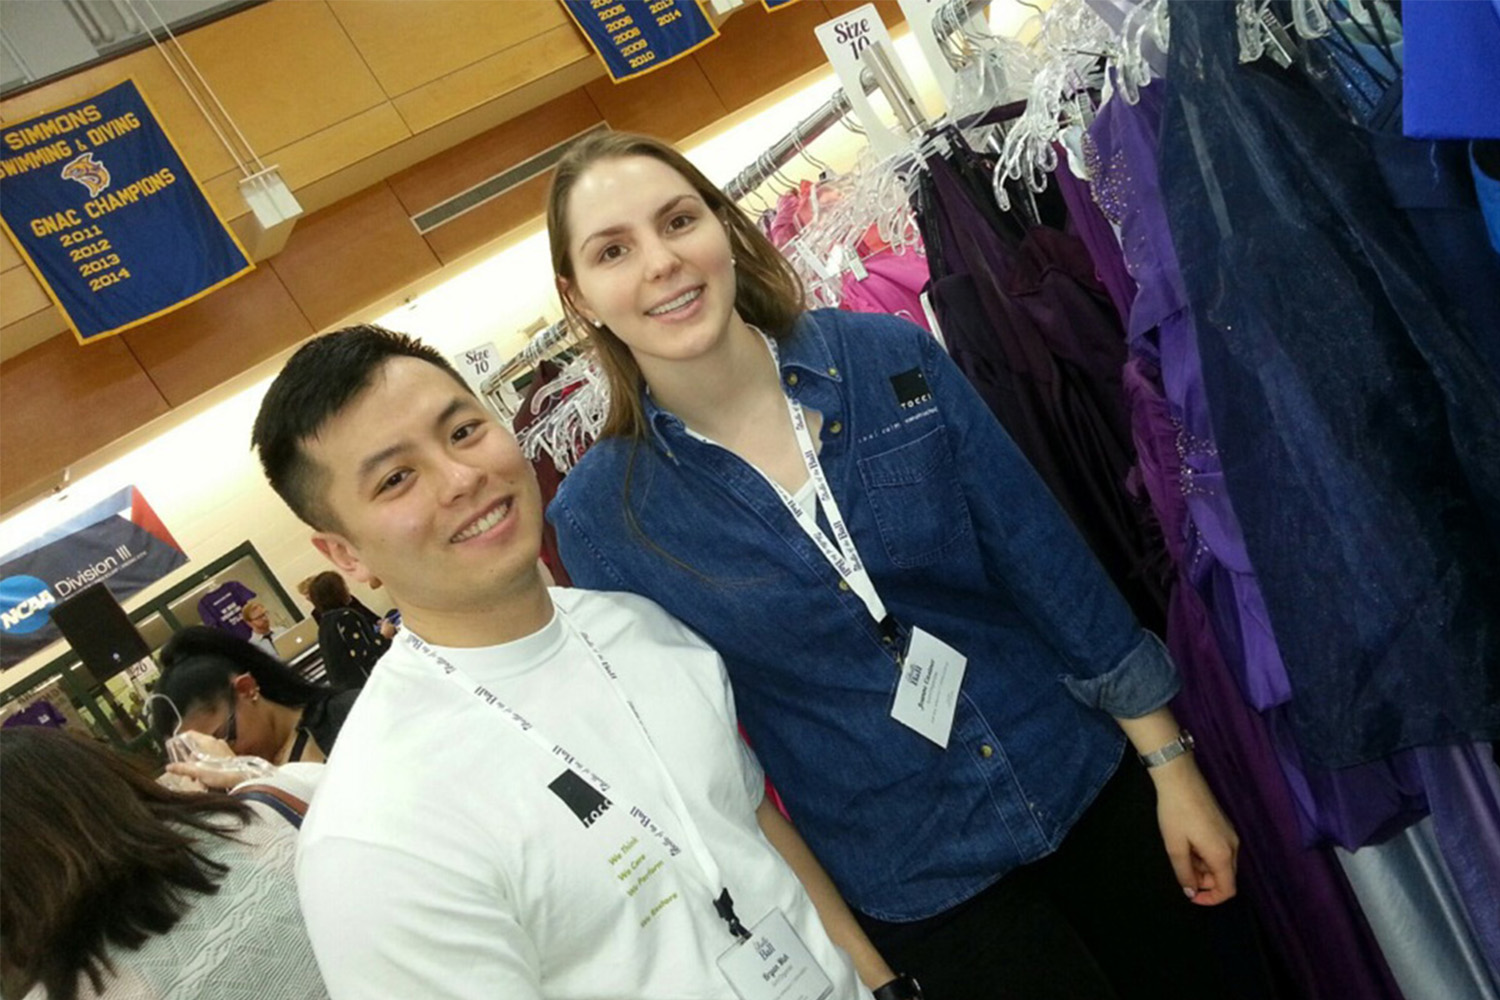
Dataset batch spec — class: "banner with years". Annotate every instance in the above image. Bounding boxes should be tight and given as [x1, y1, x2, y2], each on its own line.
[0, 79, 252, 344]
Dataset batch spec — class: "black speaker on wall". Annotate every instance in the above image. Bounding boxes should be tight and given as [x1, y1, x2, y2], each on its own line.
[49, 582, 151, 685]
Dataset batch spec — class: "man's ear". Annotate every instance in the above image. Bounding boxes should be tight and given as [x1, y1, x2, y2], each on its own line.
[312, 531, 376, 586]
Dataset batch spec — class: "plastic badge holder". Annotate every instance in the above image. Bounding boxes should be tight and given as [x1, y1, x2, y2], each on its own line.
[164, 733, 277, 781]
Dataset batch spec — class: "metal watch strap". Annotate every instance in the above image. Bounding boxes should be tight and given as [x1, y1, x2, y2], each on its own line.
[1138, 728, 1196, 769]
[872, 973, 923, 1000]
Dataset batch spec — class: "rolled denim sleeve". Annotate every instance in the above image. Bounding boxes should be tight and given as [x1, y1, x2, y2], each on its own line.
[918, 328, 1180, 719]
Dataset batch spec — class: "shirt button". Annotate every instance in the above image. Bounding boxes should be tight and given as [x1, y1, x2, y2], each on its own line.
[786, 372, 799, 386]
[838, 580, 851, 592]
[827, 366, 839, 376]
[828, 420, 843, 435]
[979, 744, 994, 758]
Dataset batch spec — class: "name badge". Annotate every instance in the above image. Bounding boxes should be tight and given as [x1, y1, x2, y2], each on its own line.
[717, 908, 835, 1000]
[890, 627, 966, 748]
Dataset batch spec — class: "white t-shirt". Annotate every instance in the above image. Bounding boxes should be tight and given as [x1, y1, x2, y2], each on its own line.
[297, 588, 869, 1000]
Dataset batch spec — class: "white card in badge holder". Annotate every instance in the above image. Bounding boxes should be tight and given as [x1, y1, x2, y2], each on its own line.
[717, 909, 835, 1000]
[890, 627, 967, 748]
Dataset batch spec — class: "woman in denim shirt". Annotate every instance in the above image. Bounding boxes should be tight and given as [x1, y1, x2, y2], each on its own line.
[545, 132, 1251, 1000]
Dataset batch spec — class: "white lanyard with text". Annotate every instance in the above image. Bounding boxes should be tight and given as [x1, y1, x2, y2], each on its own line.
[761, 331, 968, 750]
[760, 334, 890, 632]
[401, 622, 753, 941]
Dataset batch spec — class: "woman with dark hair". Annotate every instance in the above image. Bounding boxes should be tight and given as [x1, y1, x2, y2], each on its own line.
[153, 626, 357, 765]
[0, 727, 327, 1000]
[544, 131, 1254, 1000]
[307, 571, 391, 689]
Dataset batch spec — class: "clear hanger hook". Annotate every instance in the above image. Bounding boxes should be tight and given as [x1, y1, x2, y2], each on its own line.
[144, 691, 183, 738]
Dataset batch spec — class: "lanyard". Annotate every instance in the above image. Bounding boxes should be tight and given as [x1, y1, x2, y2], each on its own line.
[401, 617, 752, 941]
[760, 333, 891, 630]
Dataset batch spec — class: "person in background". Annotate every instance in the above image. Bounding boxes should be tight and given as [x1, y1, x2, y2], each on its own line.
[242, 599, 279, 658]
[153, 626, 357, 766]
[544, 131, 1254, 1000]
[0, 727, 328, 1000]
[307, 571, 392, 688]
[299, 571, 382, 626]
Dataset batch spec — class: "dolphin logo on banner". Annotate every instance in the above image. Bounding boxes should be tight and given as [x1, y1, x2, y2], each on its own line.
[61, 152, 111, 197]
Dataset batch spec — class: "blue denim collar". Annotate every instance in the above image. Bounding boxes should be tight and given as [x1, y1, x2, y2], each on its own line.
[643, 312, 843, 457]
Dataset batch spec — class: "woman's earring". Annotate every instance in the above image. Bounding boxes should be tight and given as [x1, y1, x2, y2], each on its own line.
[591, 318, 603, 329]
[730, 257, 737, 267]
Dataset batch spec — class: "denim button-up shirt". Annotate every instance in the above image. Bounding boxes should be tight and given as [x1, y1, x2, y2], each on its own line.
[549, 309, 1178, 921]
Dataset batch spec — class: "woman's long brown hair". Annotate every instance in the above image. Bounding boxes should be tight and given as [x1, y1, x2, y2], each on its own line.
[0, 728, 253, 1000]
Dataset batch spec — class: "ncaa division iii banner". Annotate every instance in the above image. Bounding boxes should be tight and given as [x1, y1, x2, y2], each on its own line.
[0, 79, 252, 345]
[0, 487, 187, 670]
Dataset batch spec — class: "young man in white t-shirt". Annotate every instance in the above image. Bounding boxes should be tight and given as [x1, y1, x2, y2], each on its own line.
[250, 325, 917, 1000]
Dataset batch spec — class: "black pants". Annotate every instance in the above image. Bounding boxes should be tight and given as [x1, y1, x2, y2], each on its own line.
[857, 757, 1275, 1000]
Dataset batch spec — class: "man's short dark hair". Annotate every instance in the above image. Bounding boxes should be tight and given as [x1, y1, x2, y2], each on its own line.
[251, 324, 472, 531]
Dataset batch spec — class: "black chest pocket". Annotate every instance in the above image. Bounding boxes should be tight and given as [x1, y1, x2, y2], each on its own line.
[856, 425, 974, 568]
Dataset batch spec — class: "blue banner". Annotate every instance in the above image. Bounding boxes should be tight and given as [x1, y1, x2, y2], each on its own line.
[762, 0, 802, 9]
[0, 79, 252, 345]
[0, 487, 187, 668]
[563, 0, 718, 83]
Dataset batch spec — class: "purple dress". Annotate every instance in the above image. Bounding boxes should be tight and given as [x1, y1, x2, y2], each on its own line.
[1088, 79, 1431, 849]
[1090, 83, 1409, 1000]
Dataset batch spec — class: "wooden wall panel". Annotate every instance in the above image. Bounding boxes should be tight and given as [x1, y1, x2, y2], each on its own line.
[199, 104, 414, 224]
[268, 182, 441, 331]
[392, 24, 595, 134]
[327, 0, 572, 99]
[177, 1, 387, 156]
[0, 311, 66, 364]
[823, 0, 907, 24]
[587, 54, 727, 141]
[388, 91, 599, 216]
[421, 173, 551, 266]
[1, 236, 23, 272]
[694, 1, 834, 112]
[0, 335, 169, 506]
[390, 88, 601, 265]
[122, 267, 315, 407]
[0, 266, 49, 326]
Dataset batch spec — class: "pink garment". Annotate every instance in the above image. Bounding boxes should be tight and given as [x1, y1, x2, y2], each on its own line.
[839, 249, 934, 333]
[769, 180, 892, 257]
[769, 189, 801, 248]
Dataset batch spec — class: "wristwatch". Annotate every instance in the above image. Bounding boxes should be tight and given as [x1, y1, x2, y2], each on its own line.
[1138, 728, 1196, 769]
[873, 974, 923, 1000]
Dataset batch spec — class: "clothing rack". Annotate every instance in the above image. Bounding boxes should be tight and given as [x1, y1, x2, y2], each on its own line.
[723, 0, 987, 203]
[723, 83, 870, 202]
[483, 319, 574, 401]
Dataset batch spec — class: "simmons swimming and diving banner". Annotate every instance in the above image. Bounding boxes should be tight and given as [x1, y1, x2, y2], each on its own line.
[561, 0, 718, 82]
[0, 488, 187, 668]
[0, 79, 252, 345]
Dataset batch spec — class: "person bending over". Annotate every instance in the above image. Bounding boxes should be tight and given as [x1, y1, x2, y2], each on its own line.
[0, 727, 327, 1000]
[153, 625, 358, 766]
